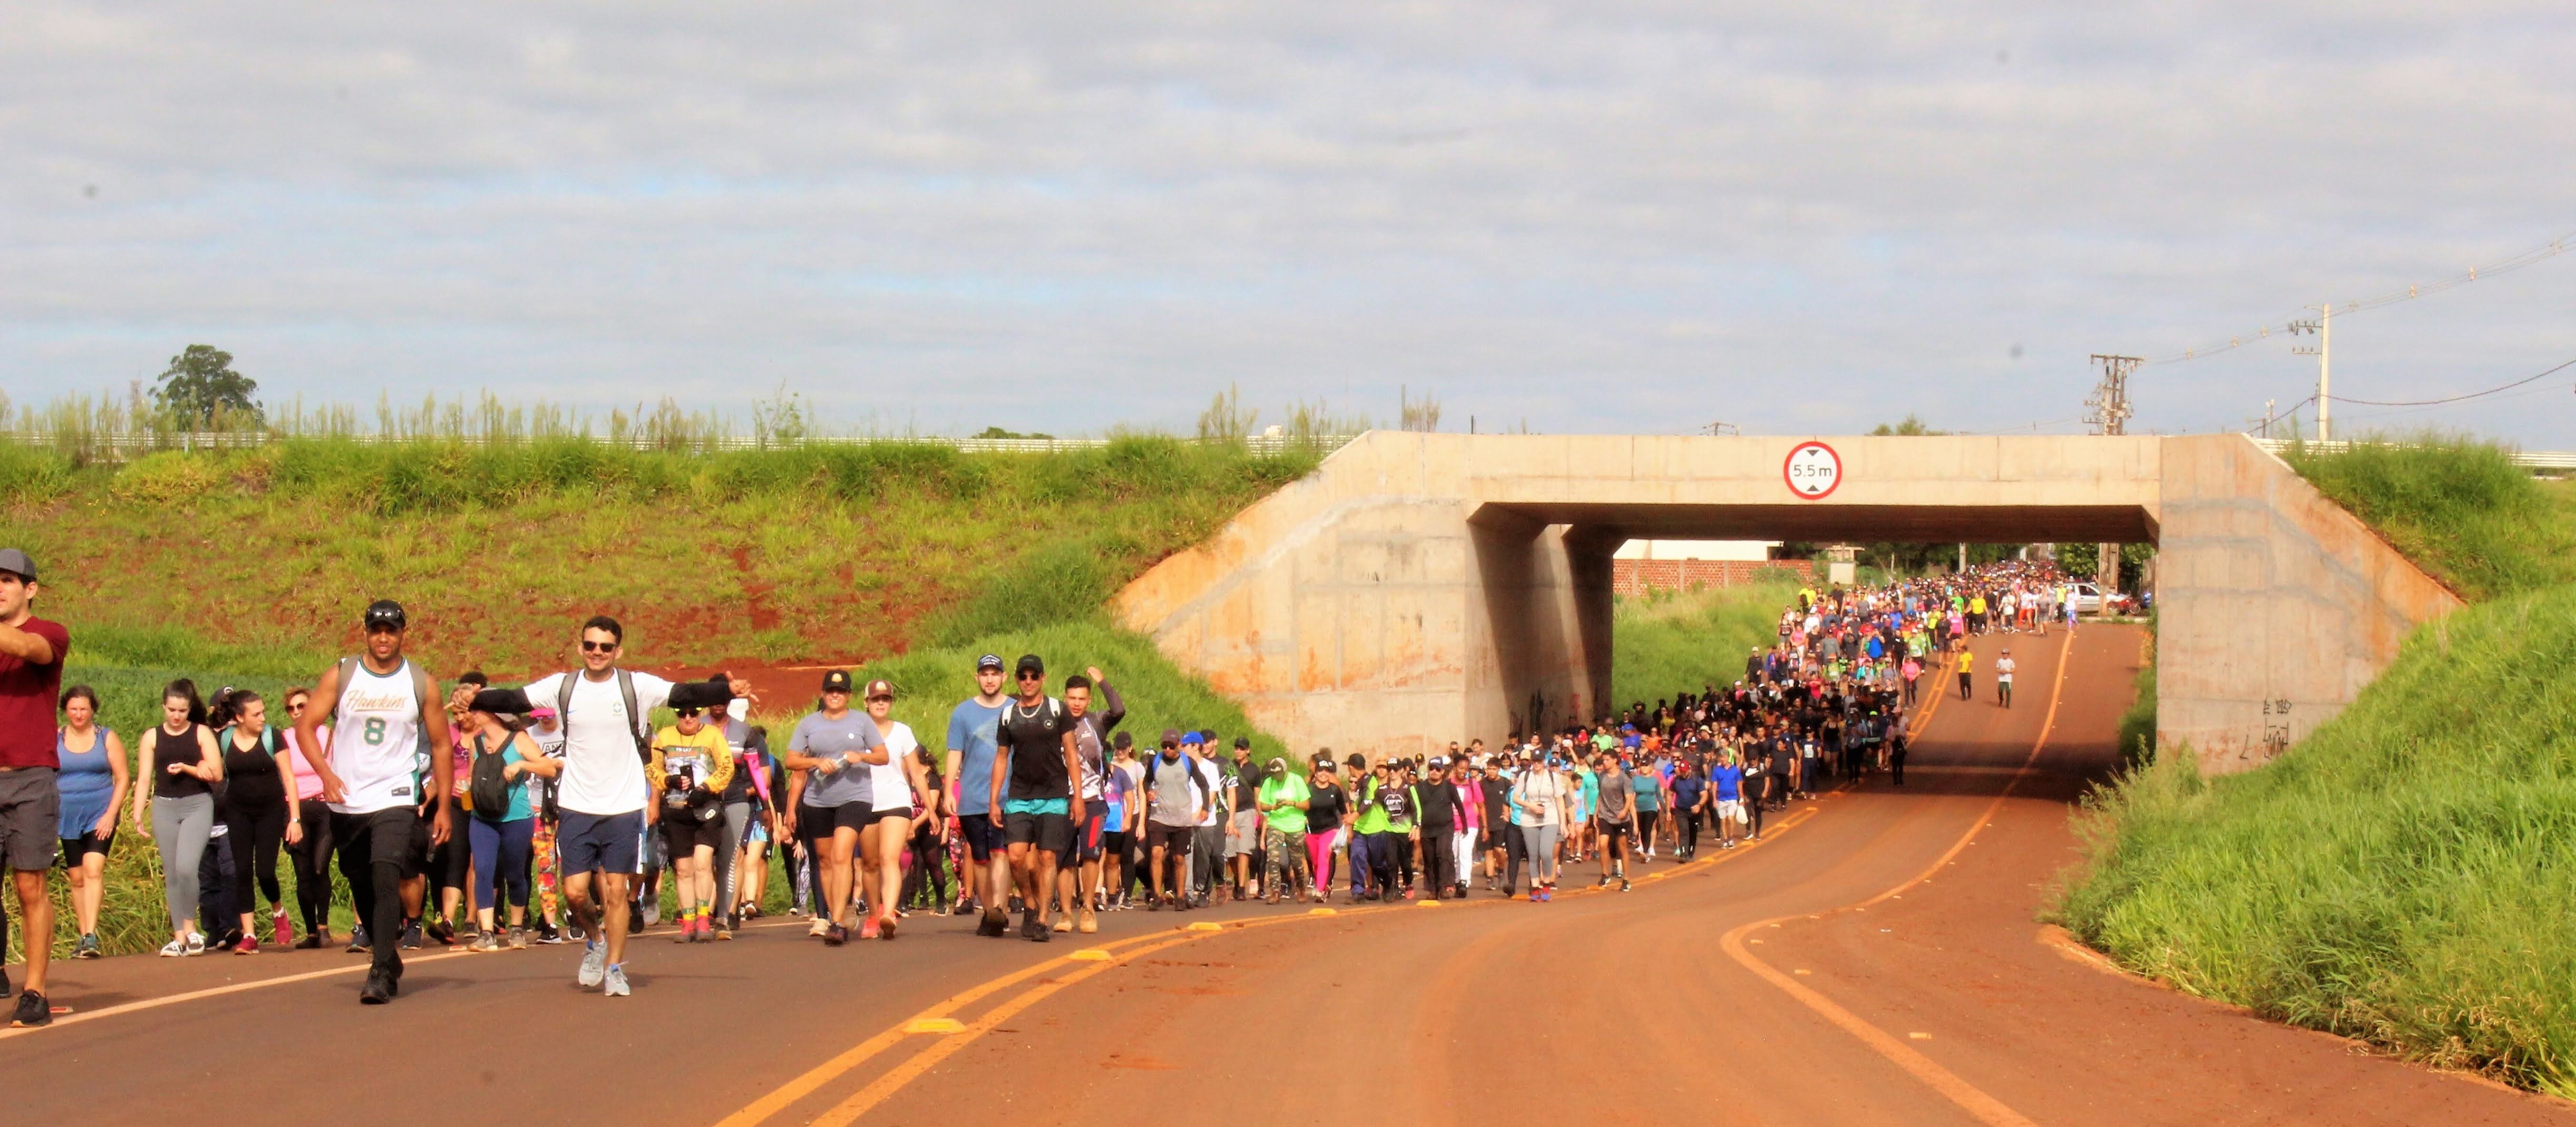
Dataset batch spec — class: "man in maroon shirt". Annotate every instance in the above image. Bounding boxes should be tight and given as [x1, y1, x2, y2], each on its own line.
[0, 548, 69, 1028]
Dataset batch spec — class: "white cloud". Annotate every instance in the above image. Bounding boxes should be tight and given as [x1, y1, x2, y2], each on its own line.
[2, 1, 2570, 441]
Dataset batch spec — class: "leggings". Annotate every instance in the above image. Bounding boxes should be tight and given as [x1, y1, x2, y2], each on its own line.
[431, 799, 472, 893]
[152, 793, 215, 931]
[288, 801, 336, 931]
[712, 801, 752, 922]
[1503, 822, 1529, 893]
[1305, 829, 1336, 894]
[222, 800, 289, 911]
[469, 817, 535, 912]
[531, 817, 559, 922]
[1420, 828, 1454, 892]
[1520, 822, 1561, 886]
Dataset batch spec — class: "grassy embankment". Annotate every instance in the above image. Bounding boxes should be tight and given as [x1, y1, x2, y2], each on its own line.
[2056, 437, 2576, 1095]
[0, 435, 1319, 959]
[1609, 573, 1800, 711]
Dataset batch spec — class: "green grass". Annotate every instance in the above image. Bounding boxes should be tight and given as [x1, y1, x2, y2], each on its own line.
[2056, 585, 2576, 1095]
[2284, 435, 2576, 599]
[1609, 576, 1800, 713]
[0, 434, 1315, 677]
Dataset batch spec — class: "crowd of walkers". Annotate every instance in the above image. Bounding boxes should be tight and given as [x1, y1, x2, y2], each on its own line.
[0, 542, 2072, 1022]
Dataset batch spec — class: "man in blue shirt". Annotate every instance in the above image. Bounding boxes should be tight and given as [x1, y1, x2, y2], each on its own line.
[1711, 753, 1747, 850]
[944, 654, 1009, 930]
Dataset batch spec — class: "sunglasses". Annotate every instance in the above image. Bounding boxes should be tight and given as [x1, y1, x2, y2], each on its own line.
[674, 708, 702, 719]
[580, 640, 615, 653]
[1016, 671, 1042, 681]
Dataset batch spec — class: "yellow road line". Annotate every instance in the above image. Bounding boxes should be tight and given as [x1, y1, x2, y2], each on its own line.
[1717, 629, 2074, 1127]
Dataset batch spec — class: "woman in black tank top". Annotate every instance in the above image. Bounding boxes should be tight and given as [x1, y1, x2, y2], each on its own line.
[136, 679, 222, 956]
[215, 689, 301, 954]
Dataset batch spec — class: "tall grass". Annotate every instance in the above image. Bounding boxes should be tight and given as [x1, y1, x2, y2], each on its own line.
[1609, 576, 1800, 713]
[2284, 434, 2576, 599]
[2056, 586, 2576, 1096]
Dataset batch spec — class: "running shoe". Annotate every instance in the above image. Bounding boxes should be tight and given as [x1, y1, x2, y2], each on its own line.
[1052, 918, 1074, 932]
[642, 900, 661, 926]
[160, 938, 187, 958]
[293, 930, 322, 950]
[399, 924, 424, 950]
[713, 924, 733, 942]
[878, 915, 897, 941]
[509, 927, 530, 950]
[359, 971, 392, 1006]
[273, 907, 292, 948]
[578, 940, 607, 988]
[346, 927, 371, 954]
[235, 934, 260, 955]
[183, 932, 206, 956]
[11, 988, 49, 1028]
[602, 965, 630, 998]
[565, 920, 585, 942]
[425, 918, 456, 947]
[470, 933, 502, 953]
[823, 923, 848, 947]
[1619, 880, 1632, 892]
[76, 933, 102, 959]
[977, 905, 1010, 938]
[858, 917, 880, 941]
[808, 917, 830, 938]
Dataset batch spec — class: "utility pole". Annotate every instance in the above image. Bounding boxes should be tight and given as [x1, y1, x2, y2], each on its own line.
[2085, 354, 2140, 603]
[2290, 306, 2330, 441]
[2085, 354, 2139, 436]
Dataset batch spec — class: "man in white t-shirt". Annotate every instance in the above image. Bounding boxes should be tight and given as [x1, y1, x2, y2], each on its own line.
[296, 600, 457, 1006]
[1995, 649, 2017, 709]
[465, 615, 749, 998]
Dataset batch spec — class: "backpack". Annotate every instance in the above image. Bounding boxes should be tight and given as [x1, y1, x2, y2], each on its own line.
[555, 669, 651, 763]
[467, 733, 514, 819]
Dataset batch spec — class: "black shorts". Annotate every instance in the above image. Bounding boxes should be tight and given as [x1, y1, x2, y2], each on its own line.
[958, 814, 1007, 862]
[662, 813, 726, 856]
[1005, 809, 1074, 854]
[59, 829, 113, 868]
[1143, 822, 1193, 860]
[1596, 821, 1632, 851]
[797, 803, 875, 842]
[1068, 807, 1104, 864]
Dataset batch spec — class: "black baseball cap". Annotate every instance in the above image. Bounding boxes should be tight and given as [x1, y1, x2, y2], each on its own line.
[1015, 653, 1044, 677]
[362, 600, 406, 632]
[1232, 736, 1251, 750]
[820, 669, 854, 693]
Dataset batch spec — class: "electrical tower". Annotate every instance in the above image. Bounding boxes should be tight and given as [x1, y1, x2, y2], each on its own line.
[2085, 354, 2140, 436]
[2084, 354, 2141, 600]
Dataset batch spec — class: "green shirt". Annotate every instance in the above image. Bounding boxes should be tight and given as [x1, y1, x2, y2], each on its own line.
[1352, 777, 1390, 834]
[1256, 774, 1310, 833]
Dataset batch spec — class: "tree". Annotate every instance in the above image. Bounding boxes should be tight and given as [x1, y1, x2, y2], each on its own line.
[154, 345, 261, 427]
[1868, 412, 1946, 436]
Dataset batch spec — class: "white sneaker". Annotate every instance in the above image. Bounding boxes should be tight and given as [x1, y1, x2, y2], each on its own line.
[183, 933, 207, 956]
[602, 965, 630, 997]
[578, 940, 607, 988]
[159, 938, 186, 958]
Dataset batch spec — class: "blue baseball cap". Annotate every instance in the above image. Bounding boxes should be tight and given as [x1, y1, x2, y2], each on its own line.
[1180, 731, 1204, 746]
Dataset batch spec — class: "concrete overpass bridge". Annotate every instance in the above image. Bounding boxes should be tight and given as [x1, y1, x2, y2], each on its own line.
[1112, 432, 2458, 772]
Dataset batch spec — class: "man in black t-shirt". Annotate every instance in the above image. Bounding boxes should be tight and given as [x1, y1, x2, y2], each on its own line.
[987, 654, 1082, 942]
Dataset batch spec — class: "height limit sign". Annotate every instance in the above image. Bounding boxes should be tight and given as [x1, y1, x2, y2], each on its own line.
[1783, 441, 1842, 499]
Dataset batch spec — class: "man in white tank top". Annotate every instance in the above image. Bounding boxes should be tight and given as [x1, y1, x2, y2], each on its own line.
[293, 600, 455, 1007]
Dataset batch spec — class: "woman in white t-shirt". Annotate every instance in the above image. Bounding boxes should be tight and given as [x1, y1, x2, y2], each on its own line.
[860, 679, 927, 941]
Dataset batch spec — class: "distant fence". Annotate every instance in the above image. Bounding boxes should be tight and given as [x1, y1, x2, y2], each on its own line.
[1614, 558, 1813, 597]
[2251, 438, 2576, 471]
[0, 430, 1362, 463]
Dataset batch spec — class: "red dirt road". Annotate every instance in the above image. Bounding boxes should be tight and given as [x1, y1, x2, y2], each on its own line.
[6, 624, 2568, 1125]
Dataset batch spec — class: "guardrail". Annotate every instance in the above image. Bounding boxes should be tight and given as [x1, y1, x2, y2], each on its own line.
[0, 430, 1361, 461]
[2250, 438, 2576, 471]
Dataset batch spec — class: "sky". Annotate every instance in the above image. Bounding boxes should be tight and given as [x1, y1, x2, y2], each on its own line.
[4, 2, 2571, 443]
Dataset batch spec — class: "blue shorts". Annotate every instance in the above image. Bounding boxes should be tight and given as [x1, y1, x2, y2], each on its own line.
[557, 809, 646, 876]
[957, 812, 1006, 862]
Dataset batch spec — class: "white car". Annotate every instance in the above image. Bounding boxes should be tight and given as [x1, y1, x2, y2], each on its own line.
[2067, 582, 2133, 616]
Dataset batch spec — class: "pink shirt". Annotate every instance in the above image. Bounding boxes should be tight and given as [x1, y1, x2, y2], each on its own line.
[284, 727, 331, 801]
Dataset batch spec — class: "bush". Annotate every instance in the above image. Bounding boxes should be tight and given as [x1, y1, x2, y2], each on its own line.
[1610, 576, 1800, 712]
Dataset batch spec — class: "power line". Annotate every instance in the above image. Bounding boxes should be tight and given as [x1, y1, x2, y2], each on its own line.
[2142, 230, 2576, 366]
[2323, 355, 2576, 407]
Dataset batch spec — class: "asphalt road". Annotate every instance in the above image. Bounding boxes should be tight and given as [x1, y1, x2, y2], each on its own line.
[7, 623, 2568, 1125]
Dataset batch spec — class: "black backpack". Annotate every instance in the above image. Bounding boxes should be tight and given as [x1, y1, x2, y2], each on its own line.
[467, 734, 514, 819]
